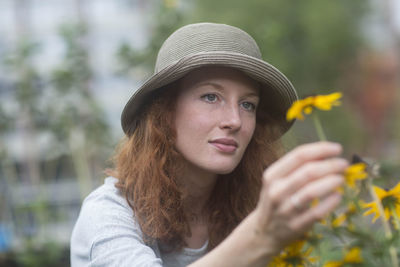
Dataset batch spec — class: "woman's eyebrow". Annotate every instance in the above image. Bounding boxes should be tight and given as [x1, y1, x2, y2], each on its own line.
[242, 92, 260, 98]
[194, 81, 224, 90]
[194, 82, 259, 97]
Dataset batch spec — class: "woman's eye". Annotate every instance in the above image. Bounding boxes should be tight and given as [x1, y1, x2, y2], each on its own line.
[202, 94, 218, 103]
[241, 102, 256, 111]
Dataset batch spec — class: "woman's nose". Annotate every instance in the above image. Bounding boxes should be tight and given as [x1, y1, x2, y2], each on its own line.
[219, 104, 242, 131]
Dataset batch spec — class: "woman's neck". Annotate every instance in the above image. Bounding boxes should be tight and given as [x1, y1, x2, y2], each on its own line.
[179, 164, 217, 249]
[180, 163, 218, 217]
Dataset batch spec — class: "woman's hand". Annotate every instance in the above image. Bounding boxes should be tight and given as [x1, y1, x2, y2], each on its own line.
[189, 141, 348, 267]
[254, 141, 349, 254]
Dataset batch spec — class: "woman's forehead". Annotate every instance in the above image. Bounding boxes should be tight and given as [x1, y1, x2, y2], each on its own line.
[180, 66, 260, 94]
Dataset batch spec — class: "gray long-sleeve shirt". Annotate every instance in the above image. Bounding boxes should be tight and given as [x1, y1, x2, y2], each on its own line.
[70, 177, 208, 267]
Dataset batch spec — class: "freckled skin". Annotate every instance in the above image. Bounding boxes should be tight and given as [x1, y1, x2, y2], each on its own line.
[174, 66, 260, 176]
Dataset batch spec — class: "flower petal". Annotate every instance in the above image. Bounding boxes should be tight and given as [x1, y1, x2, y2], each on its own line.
[286, 101, 305, 121]
[389, 182, 400, 195]
[374, 186, 388, 199]
[313, 92, 343, 110]
[344, 247, 363, 263]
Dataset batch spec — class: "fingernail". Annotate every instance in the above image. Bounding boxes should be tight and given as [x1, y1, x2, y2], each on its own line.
[331, 143, 342, 152]
[337, 159, 349, 168]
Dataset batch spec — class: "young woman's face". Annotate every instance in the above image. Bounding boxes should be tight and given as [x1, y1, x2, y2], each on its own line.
[174, 66, 260, 175]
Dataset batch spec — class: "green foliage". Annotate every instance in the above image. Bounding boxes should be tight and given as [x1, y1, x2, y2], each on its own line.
[0, 21, 113, 265]
[190, 0, 368, 93]
[18, 242, 68, 267]
[2, 41, 48, 131]
[48, 23, 112, 152]
[116, 3, 185, 76]
[52, 24, 91, 95]
[0, 105, 11, 134]
[5, 42, 41, 104]
[0, 242, 69, 267]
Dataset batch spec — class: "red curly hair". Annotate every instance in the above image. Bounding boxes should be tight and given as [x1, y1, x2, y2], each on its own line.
[107, 79, 284, 252]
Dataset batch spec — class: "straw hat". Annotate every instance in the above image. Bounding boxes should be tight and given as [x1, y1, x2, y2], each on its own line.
[121, 22, 298, 138]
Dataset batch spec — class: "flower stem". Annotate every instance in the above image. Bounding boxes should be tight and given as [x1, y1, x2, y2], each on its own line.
[390, 247, 399, 267]
[367, 180, 398, 267]
[312, 113, 327, 141]
[393, 213, 400, 230]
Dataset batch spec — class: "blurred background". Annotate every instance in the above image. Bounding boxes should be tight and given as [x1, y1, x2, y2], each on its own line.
[0, 0, 399, 266]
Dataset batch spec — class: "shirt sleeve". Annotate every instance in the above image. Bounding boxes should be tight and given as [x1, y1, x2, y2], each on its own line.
[70, 178, 163, 267]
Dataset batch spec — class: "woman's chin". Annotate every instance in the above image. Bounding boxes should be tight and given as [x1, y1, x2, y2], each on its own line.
[208, 164, 238, 175]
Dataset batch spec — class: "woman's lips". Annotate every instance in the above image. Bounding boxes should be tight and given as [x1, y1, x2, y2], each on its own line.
[209, 138, 238, 153]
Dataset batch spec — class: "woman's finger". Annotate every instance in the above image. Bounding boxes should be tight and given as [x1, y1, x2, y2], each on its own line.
[289, 192, 342, 233]
[267, 158, 348, 201]
[263, 142, 343, 183]
[278, 174, 344, 215]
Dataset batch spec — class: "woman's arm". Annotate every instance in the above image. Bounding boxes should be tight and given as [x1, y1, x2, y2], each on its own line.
[71, 178, 164, 267]
[189, 141, 348, 267]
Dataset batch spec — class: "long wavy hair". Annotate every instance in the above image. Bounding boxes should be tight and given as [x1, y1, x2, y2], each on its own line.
[107, 79, 284, 251]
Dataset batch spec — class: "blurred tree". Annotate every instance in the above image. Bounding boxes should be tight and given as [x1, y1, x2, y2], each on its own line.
[1, 38, 61, 254]
[48, 23, 112, 199]
[0, 2, 113, 259]
[16, 241, 69, 267]
[1, 0, 47, 247]
[0, 105, 11, 135]
[3, 41, 44, 185]
[116, 0, 185, 78]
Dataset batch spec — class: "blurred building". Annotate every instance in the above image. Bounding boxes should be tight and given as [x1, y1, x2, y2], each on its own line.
[0, 0, 155, 250]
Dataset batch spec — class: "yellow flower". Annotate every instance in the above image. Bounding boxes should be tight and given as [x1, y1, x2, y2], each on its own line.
[286, 92, 342, 121]
[286, 97, 314, 120]
[268, 240, 317, 267]
[344, 163, 368, 189]
[313, 92, 342, 110]
[343, 247, 363, 263]
[363, 182, 400, 222]
[332, 203, 358, 227]
[323, 247, 363, 267]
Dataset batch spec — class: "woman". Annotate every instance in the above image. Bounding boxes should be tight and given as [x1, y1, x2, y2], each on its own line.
[71, 23, 348, 266]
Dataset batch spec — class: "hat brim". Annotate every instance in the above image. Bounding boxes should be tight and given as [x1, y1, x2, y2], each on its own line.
[121, 51, 298, 138]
